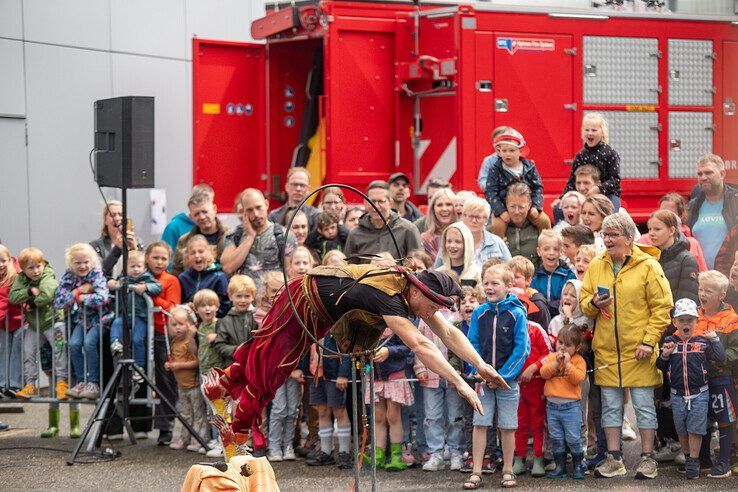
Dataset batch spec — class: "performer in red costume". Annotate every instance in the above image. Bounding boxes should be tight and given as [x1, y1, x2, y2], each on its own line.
[203, 264, 508, 447]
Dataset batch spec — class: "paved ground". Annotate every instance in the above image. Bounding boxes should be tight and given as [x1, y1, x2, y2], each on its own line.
[0, 402, 735, 491]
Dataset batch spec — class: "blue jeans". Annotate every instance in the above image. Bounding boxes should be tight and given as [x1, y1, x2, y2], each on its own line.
[69, 322, 100, 384]
[0, 328, 23, 389]
[547, 400, 583, 454]
[110, 316, 148, 367]
[268, 377, 301, 453]
[423, 382, 465, 453]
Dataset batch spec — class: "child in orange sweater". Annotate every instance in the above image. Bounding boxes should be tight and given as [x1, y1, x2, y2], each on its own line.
[540, 324, 587, 479]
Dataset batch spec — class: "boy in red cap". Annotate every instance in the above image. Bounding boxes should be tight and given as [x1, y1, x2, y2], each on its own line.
[484, 128, 551, 237]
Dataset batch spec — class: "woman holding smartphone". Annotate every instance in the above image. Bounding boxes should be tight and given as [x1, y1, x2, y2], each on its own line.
[579, 212, 673, 481]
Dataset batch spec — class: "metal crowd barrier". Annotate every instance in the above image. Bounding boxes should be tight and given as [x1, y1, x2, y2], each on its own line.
[0, 289, 158, 406]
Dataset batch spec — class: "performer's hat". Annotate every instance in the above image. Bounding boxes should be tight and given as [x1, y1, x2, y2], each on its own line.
[407, 270, 465, 309]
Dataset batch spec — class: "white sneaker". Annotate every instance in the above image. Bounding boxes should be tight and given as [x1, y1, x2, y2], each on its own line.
[268, 450, 283, 462]
[283, 444, 296, 461]
[450, 452, 464, 471]
[621, 418, 637, 441]
[206, 443, 224, 458]
[422, 452, 445, 471]
[201, 439, 218, 455]
[133, 431, 148, 440]
[653, 440, 680, 462]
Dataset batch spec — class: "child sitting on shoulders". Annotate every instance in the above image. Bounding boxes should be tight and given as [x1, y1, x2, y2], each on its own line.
[485, 128, 550, 237]
[109, 250, 162, 377]
[167, 306, 209, 452]
[657, 299, 724, 479]
[540, 324, 587, 479]
[53, 243, 110, 400]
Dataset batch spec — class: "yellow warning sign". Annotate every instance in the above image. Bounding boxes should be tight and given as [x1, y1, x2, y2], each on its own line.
[202, 103, 221, 115]
[625, 105, 656, 112]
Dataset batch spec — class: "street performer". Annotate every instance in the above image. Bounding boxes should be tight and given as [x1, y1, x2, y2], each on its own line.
[203, 263, 509, 447]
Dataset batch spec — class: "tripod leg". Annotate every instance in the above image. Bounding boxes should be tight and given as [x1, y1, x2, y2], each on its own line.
[132, 364, 210, 449]
[67, 363, 124, 465]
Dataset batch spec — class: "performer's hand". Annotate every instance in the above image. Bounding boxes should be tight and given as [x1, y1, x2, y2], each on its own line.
[372, 347, 389, 363]
[457, 382, 484, 416]
[335, 376, 348, 391]
[475, 363, 509, 390]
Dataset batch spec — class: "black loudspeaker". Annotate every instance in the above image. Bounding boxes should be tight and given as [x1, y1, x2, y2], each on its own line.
[94, 96, 155, 189]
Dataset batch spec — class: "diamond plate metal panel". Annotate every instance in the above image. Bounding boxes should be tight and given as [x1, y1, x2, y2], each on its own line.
[583, 36, 659, 105]
[585, 111, 660, 179]
[668, 112, 713, 178]
[668, 39, 714, 106]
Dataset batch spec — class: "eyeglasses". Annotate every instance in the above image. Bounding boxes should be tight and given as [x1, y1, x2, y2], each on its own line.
[601, 232, 624, 240]
[464, 214, 488, 222]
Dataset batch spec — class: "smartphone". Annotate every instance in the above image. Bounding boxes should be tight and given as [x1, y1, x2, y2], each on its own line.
[597, 286, 610, 299]
[126, 218, 133, 232]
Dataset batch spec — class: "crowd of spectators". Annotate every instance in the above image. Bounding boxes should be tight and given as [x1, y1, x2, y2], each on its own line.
[1, 115, 738, 487]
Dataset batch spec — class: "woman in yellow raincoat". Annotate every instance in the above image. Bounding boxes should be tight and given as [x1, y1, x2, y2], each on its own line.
[581, 212, 672, 480]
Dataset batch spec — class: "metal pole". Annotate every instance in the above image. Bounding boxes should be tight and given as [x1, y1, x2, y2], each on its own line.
[350, 359, 360, 492]
[368, 359, 376, 492]
[82, 309, 87, 384]
[121, 185, 130, 417]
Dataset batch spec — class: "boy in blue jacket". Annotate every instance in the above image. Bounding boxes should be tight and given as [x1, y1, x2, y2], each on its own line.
[656, 299, 724, 479]
[531, 229, 576, 318]
[465, 264, 530, 489]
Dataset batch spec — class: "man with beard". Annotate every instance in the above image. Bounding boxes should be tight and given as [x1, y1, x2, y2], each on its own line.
[389, 172, 423, 222]
[221, 189, 296, 290]
[171, 193, 229, 276]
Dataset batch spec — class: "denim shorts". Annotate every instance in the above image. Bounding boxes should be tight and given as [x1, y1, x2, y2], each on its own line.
[473, 381, 519, 429]
[309, 378, 346, 408]
[671, 391, 709, 436]
[601, 386, 657, 430]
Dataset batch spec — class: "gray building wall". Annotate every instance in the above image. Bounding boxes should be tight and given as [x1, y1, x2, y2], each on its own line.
[0, 0, 265, 270]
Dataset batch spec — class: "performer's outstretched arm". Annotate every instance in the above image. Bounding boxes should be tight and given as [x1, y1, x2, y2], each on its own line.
[423, 312, 510, 390]
[383, 315, 484, 415]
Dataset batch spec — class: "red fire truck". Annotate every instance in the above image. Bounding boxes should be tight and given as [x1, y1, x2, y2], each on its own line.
[193, 1, 738, 219]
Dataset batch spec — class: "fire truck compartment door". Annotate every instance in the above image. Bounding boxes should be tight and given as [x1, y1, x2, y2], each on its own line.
[668, 39, 714, 107]
[583, 36, 659, 105]
[668, 111, 713, 179]
[193, 39, 266, 212]
[723, 41, 738, 183]
[493, 32, 574, 178]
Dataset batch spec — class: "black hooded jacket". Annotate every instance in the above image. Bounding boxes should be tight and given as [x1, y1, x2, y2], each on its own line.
[658, 235, 699, 302]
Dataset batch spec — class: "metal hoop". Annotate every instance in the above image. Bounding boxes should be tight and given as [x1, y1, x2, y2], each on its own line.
[281, 182, 404, 357]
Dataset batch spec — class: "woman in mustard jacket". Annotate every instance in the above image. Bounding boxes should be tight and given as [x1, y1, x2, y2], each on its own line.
[581, 212, 672, 480]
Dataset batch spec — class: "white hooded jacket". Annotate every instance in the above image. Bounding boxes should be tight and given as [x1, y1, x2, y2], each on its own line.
[437, 221, 481, 287]
[548, 279, 594, 338]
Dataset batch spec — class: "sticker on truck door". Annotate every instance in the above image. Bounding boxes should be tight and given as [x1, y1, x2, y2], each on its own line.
[497, 37, 555, 55]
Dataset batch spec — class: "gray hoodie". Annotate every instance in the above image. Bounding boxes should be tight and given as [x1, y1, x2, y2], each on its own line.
[344, 210, 422, 263]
